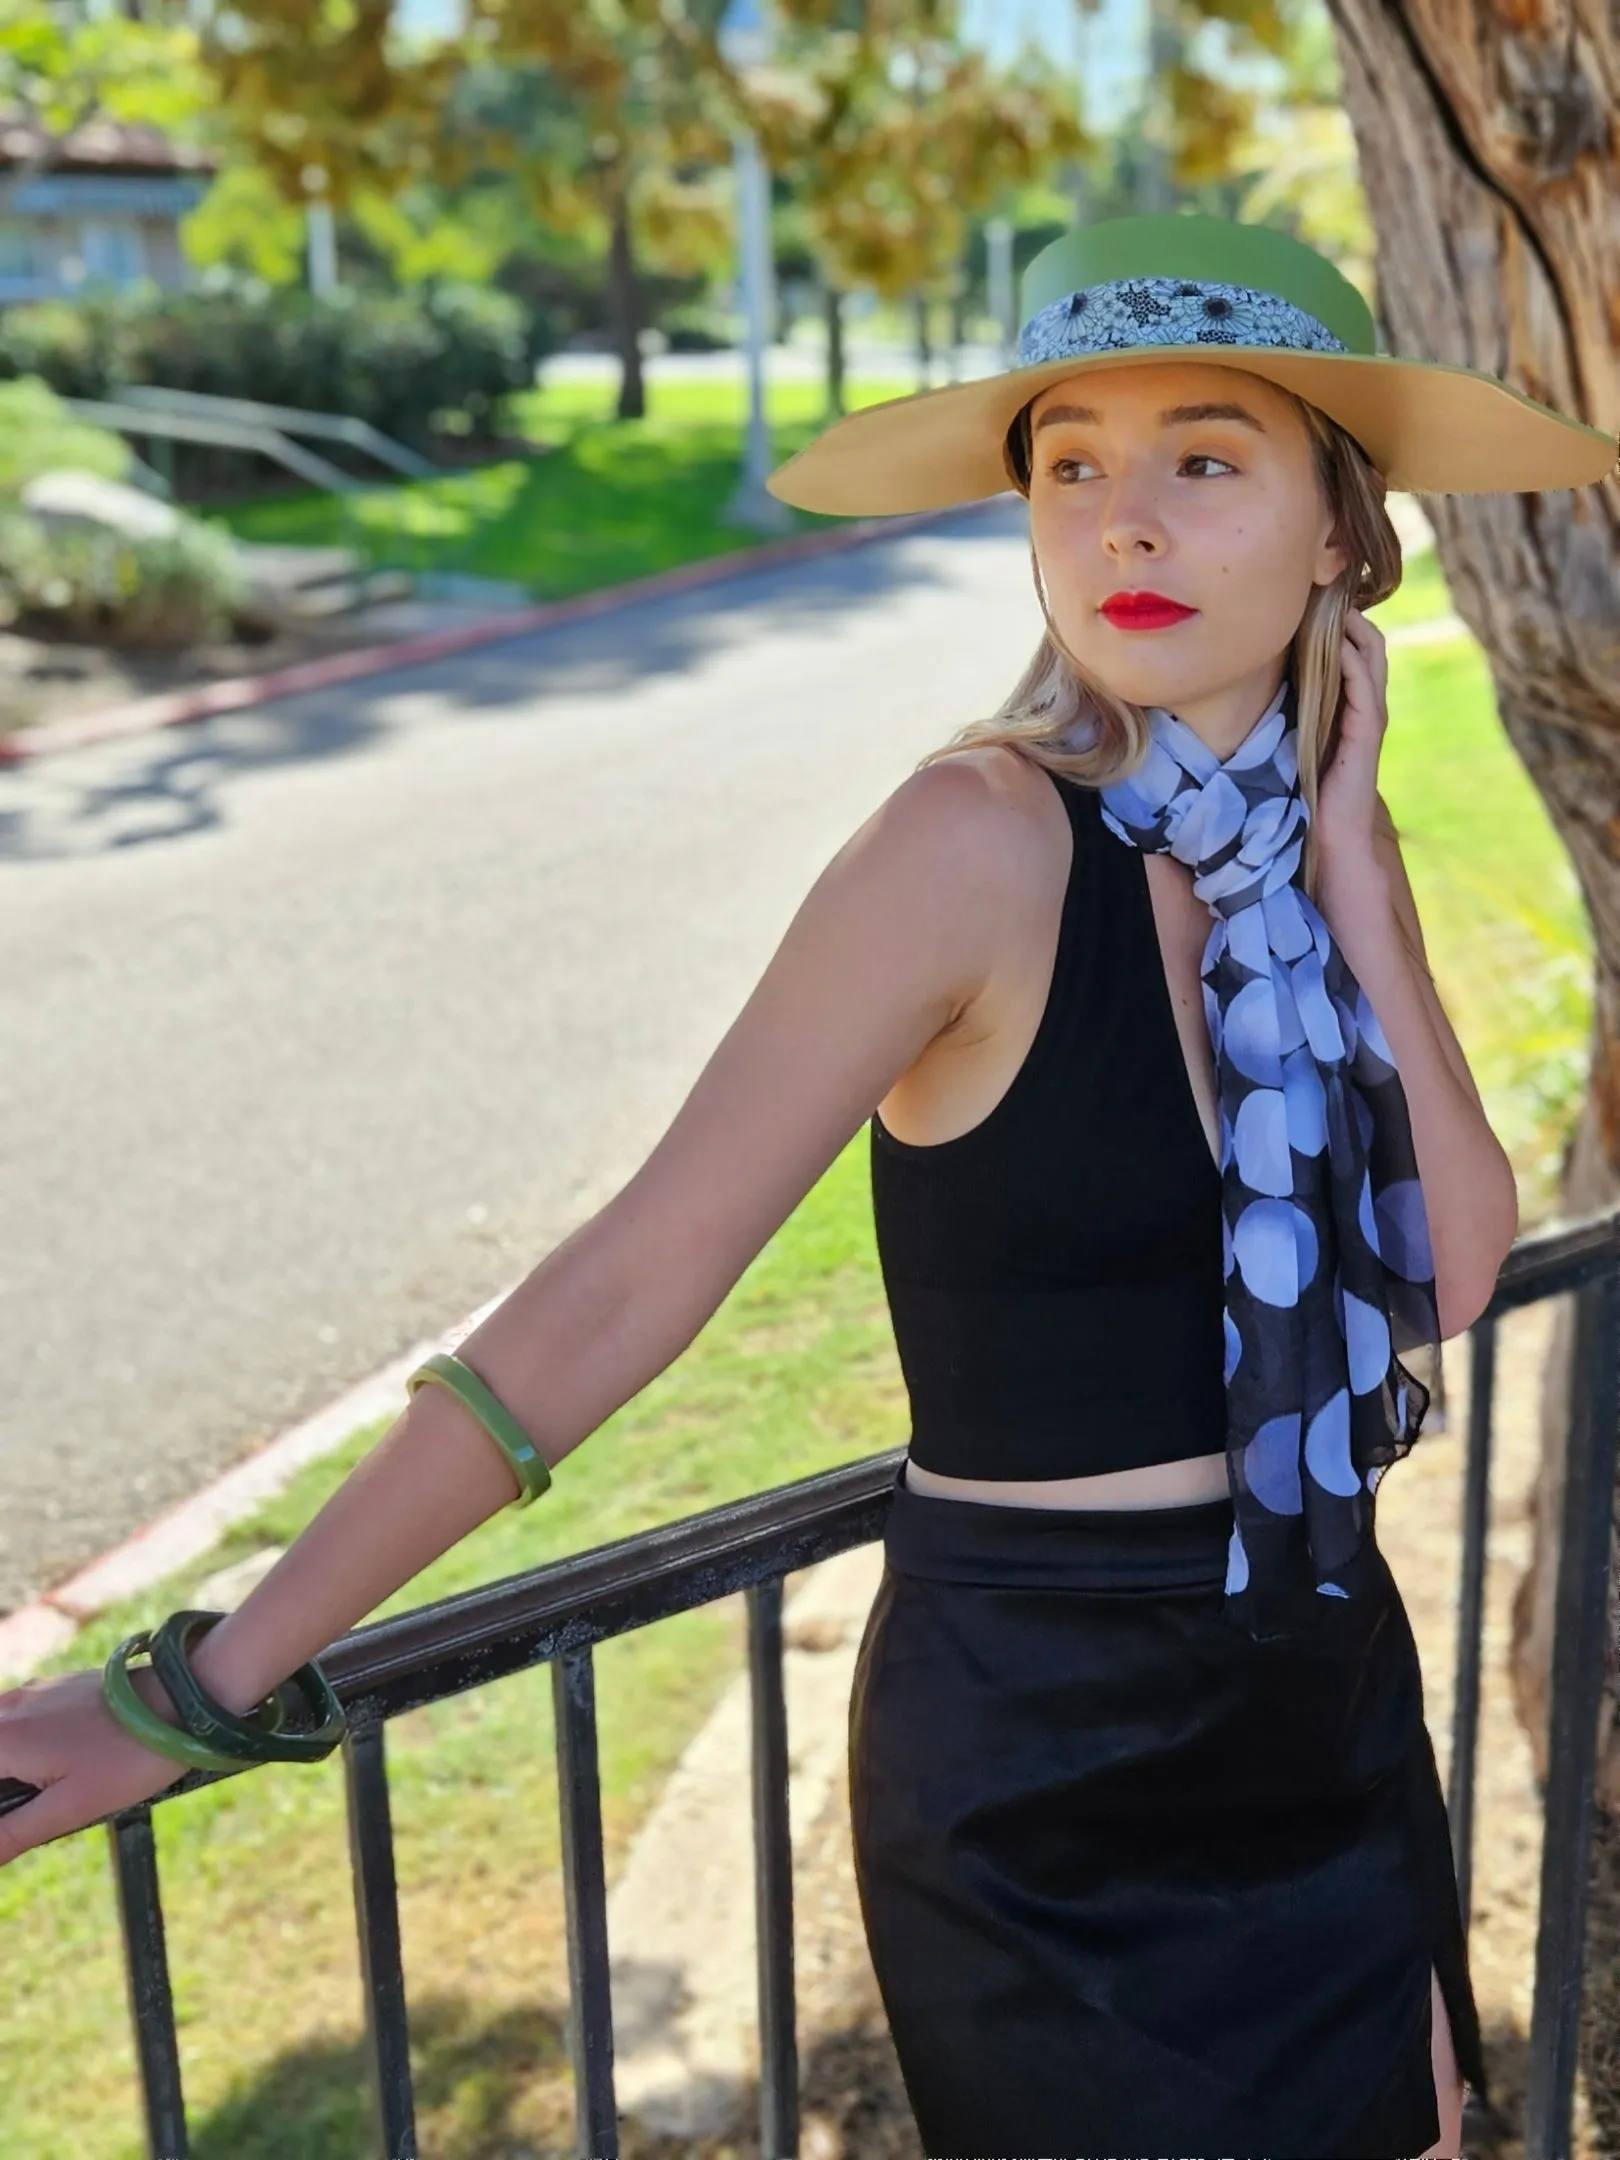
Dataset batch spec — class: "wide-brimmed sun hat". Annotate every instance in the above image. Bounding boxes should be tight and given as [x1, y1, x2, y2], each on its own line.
[765, 211, 1618, 515]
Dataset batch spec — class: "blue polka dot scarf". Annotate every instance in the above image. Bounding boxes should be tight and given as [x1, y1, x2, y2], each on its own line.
[1098, 670, 1439, 1642]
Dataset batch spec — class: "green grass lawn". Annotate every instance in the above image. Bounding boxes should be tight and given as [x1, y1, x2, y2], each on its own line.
[1365, 541, 1451, 630]
[218, 372, 919, 599]
[1379, 625, 1590, 1216]
[0, 535, 1590, 2157]
[0, 1134, 907, 2160]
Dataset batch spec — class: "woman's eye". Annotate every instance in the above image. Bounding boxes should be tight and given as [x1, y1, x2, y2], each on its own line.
[1044, 452, 1237, 483]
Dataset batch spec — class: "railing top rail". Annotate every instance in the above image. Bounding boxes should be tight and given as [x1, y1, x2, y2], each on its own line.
[0, 1447, 905, 1833]
[1483, 1205, 1620, 1313]
[326, 1444, 905, 1721]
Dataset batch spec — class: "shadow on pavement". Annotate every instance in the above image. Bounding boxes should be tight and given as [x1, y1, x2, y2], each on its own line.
[0, 500, 1026, 866]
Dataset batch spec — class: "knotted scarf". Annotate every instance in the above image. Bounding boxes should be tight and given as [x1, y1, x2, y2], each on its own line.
[1096, 670, 1439, 1642]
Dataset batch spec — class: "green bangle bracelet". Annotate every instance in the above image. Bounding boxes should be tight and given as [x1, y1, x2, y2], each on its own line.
[149, 1611, 346, 1767]
[406, 1351, 552, 1507]
[103, 1633, 245, 1777]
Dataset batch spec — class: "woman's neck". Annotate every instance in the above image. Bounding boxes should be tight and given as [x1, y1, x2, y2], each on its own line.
[1161, 657, 1289, 760]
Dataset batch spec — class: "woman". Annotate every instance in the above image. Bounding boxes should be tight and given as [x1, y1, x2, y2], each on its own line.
[0, 213, 1613, 2154]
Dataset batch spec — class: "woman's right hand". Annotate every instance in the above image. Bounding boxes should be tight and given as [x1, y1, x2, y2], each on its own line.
[0, 1667, 188, 1865]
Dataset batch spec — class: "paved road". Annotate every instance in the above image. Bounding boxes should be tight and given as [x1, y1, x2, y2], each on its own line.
[0, 498, 1037, 1611]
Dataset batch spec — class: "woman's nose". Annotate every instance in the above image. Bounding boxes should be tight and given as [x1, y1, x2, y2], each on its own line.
[1102, 512, 1166, 558]
[1099, 473, 1168, 558]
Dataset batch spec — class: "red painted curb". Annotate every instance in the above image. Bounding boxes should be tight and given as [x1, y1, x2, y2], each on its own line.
[0, 496, 1010, 768]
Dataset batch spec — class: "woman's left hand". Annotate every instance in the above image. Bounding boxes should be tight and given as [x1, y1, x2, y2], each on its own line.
[1314, 607, 1389, 871]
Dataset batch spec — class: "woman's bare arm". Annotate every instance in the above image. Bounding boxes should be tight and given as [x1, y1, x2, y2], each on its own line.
[0, 753, 1035, 1858]
[1317, 798, 1518, 1341]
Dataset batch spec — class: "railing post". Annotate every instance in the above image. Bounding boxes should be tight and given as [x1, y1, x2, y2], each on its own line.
[1523, 1265, 1620, 2160]
[1450, 1315, 1498, 1928]
[748, 1576, 799, 2159]
[553, 1648, 618, 2158]
[108, 1804, 189, 2160]
[344, 1720, 417, 2159]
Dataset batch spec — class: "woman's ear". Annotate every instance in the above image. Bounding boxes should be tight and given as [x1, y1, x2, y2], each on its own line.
[1311, 521, 1350, 589]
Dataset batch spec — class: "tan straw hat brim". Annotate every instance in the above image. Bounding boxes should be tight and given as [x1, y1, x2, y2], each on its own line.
[766, 344, 1619, 516]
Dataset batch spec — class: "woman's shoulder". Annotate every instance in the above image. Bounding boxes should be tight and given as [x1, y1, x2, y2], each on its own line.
[861, 744, 1080, 949]
[883, 743, 1075, 858]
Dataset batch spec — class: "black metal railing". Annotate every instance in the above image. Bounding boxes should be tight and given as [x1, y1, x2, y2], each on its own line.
[5, 1208, 1620, 2159]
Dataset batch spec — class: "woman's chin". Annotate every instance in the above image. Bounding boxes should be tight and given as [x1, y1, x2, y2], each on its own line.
[1081, 660, 1203, 712]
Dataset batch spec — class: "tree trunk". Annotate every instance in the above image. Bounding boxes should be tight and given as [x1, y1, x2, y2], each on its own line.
[1321, 0, 1620, 1809]
[947, 284, 966, 384]
[912, 291, 932, 390]
[824, 281, 846, 420]
[605, 188, 645, 423]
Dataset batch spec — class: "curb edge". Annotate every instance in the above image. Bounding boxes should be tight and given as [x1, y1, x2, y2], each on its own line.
[0, 495, 1011, 768]
[0, 1276, 520, 1682]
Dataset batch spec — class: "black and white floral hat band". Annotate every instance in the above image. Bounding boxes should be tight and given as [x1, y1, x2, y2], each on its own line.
[1016, 277, 1352, 366]
[766, 210, 1618, 515]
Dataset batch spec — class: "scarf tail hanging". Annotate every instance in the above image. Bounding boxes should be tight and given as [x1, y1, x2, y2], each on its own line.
[1096, 673, 1440, 1643]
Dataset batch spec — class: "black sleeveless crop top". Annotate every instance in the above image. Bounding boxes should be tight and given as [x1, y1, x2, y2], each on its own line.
[869, 766, 1229, 1480]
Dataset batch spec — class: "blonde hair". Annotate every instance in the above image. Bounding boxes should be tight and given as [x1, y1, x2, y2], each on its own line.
[919, 383, 1404, 905]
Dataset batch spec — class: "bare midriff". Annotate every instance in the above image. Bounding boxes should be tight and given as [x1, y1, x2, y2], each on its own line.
[903, 1449, 1231, 1510]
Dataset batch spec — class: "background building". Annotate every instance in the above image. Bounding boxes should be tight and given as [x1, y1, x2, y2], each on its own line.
[0, 117, 214, 300]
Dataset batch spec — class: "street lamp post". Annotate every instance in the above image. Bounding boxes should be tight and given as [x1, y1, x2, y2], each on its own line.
[719, 0, 793, 533]
[985, 217, 1015, 367]
[302, 164, 338, 300]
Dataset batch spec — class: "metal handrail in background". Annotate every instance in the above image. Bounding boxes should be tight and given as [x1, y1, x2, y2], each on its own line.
[3, 1210, 1618, 2159]
[114, 387, 441, 483]
[62, 397, 366, 496]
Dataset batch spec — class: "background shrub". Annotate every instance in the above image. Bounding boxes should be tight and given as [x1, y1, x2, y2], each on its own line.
[0, 375, 132, 493]
[0, 506, 244, 649]
[0, 283, 554, 495]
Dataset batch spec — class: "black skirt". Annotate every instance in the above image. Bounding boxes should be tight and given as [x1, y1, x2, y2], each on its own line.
[847, 1461, 1489, 2158]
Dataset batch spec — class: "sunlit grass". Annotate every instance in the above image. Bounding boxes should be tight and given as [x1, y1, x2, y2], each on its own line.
[218, 371, 920, 598]
[1367, 541, 1451, 631]
[1382, 627, 1590, 1218]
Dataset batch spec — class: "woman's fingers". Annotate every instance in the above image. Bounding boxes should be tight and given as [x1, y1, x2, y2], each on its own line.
[0, 1752, 185, 1865]
[0, 1775, 105, 1867]
[1343, 606, 1389, 694]
[0, 1668, 185, 1866]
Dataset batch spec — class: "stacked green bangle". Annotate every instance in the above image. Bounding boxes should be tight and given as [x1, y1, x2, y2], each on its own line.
[406, 1350, 552, 1506]
[103, 1632, 245, 1776]
[149, 1611, 346, 1765]
[102, 1612, 347, 1774]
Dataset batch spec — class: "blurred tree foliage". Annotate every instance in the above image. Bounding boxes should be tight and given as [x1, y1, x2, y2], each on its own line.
[195, 0, 459, 215]
[1087, 0, 1372, 289]
[444, 2, 737, 423]
[738, 1, 1089, 414]
[1224, 0, 1374, 298]
[11, 0, 1361, 438]
[0, 0, 207, 207]
[176, 0, 1093, 423]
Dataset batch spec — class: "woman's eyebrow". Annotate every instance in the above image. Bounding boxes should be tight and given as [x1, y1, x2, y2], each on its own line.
[1032, 401, 1268, 434]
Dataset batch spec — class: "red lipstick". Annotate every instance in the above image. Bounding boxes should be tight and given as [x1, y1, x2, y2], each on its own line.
[1100, 590, 1198, 630]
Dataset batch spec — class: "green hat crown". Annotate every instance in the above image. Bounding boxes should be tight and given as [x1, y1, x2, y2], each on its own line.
[1016, 213, 1376, 367]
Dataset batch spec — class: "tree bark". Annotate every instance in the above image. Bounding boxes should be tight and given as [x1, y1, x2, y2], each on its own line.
[823, 281, 846, 419]
[1322, 0, 1620, 1809]
[605, 187, 645, 423]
